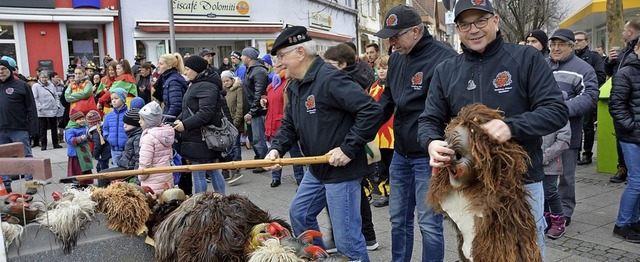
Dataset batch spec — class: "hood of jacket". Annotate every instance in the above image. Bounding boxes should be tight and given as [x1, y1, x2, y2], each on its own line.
[621, 52, 640, 68]
[144, 125, 175, 147]
[227, 76, 242, 92]
[344, 61, 374, 90]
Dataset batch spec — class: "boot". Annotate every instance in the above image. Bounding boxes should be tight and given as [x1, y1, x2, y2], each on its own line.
[610, 167, 627, 183]
[544, 212, 551, 233]
[577, 153, 592, 165]
[546, 214, 566, 239]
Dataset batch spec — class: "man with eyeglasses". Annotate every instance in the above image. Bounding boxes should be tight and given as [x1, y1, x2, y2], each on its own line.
[265, 26, 381, 262]
[546, 28, 599, 229]
[573, 31, 605, 167]
[374, 4, 456, 261]
[418, 0, 569, 259]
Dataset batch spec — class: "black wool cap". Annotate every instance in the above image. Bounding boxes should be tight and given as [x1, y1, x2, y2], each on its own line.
[184, 55, 209, 74]
[375, 4, 422, 39]
[549, 29, 575, 43]
[454, 0, 495, 22]
[271, 26, 312, 56]
[526, 30, 549, 49]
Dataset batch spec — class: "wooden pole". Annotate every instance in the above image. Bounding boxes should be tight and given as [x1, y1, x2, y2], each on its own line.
[64, 155, 331, 181]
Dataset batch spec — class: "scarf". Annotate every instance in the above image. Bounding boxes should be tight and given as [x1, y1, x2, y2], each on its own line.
[66, 121, 93, 172]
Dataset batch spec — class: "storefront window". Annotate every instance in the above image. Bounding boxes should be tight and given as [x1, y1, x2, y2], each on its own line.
[67, 27, 100, 68]
[0, 23, 17, 59]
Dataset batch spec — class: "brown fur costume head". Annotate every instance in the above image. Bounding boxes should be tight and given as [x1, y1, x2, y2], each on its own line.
[427, 103, 541, 262]
[90, 182, 151, 235]
[154, 192, 291, 262]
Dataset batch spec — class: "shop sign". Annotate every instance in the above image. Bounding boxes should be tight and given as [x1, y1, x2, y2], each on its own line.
[173, 0, 250, 21]
[38, 60, 54, 72]
[73, 0, 101, 9]
[1, 0, 55, 9]
[309, 11, 331, 31]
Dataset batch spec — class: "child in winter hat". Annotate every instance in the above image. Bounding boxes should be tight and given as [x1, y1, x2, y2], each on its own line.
[137, 100, 175, 195]
[86, 110, 111, 172]
[138, 101, 163, 129]
[130, 97, 146, 110]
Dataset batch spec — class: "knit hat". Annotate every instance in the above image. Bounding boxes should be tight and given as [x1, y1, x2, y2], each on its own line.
[526, 30, 549, 50]
[139, 101, 163, 128]
[123, 108, 141, 127]
[184, 55, 209, 74]
[262, 54, 273, 66]
[242, 47, 260, 60]
[86, 110, 101, 126]
[130, 97, 146, 110]
[220, 70, 234, 80]
[69, 108, 85, 122]
[111, 88, 127, 103]
[1, 56, 17, 70]
[231, 50, 242, 59]
[0, 60, 14, 72]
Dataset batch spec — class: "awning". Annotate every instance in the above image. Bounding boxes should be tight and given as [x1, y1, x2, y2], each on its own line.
[560, 0, 640, 30]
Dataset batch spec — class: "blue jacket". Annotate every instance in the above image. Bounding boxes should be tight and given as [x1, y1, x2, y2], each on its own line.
[547, 52, 599, 149]
[65, 126, 89, 157]
[160, 68, 187, 118]
[103, 104, 128, 151]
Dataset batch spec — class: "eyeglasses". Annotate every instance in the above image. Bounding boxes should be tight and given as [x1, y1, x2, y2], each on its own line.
[274, 47, 298, 62]
[390, 28, 412, 40]
[575, 39, 587, 42]
[456, 15, 494, 32]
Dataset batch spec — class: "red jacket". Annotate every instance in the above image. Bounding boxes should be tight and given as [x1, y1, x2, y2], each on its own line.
[265, 72, 287, 138]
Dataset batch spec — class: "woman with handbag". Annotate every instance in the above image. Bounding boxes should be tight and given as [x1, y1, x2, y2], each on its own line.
[173, 55, 229, 195]
[32, 71, 63, 150]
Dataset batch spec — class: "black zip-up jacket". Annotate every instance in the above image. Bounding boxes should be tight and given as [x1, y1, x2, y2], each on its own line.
[0, 76, 39, 135]
[610, 53, 640, 144]
[417, 33, 568, 183]
[575, 46, 606, 86]
[270, 57, 382, 183]
[605, 37, 639, 77]
[243, 60, 269, 117]
[378, 28, 457, 157]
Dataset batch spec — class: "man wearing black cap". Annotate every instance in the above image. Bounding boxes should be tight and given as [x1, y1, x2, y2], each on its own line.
[198, 49, 221, 75]
[0, 59, 39, 193]
[547, 28, 598, 229]
[131, 54, 146, 79]
[265, 25, 381, 262]
[374, 4, 456, 261]
[526, 29, 549, 56]
[418, 0, 569, 259]
[230, 50, 246, 82]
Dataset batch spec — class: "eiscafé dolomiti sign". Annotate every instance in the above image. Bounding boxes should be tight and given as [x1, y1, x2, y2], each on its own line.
[173, 0, 250, 20]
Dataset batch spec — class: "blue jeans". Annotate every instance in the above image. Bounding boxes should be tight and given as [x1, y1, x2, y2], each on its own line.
[524, 181, 546, 259]
[616, 141, 640, 227]
[271, 144, 304, 181]
[191, 159, 225, 195]
[0, 129, 33, 184]
[249, 116, 268, 159]
[289, 170, 369, 262]
[231, 130, 242, 161]
[389, 152, 443, 262]
[111, 150, 123, 166]
[543, 175, 563, 215]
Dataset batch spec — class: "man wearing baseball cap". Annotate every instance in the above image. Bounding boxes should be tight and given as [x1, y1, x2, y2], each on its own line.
[419, 0, 569, 259]
[374, 4, 457, 261]
[547, 28, 598, 237]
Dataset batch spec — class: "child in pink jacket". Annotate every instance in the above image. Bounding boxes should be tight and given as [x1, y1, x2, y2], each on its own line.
[138, 101, 175, 196]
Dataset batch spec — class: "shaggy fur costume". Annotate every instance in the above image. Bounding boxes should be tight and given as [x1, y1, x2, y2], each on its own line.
[91, 182, 151, 235]
[427, 103, 542, 262]
[1, 222, 23, 250]
[36, 188, 96, 253]
[154, 192, 291, 262]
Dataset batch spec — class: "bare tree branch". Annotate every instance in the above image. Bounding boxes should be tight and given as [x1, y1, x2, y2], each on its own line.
[493, 0, 567, 43]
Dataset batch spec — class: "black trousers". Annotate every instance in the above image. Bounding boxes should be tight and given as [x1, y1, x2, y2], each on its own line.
[39, 117, 59, 146]
[579, 108, 596, 157]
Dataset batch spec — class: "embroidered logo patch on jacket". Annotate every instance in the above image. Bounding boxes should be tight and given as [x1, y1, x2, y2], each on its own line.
[306, 95, 316, 114]
[411, 72, 424, 90]
[492, 71, 513, 93]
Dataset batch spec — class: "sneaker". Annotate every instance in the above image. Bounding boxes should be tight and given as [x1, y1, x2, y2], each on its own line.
[577, 155, 592, 165]
[270, 179, 281, 188]
[546, 214, 566, 239]
[372, 196, 389, 207]
[610, 167, 627, 183]
[544, 212, 551, 233]
[252, 167, 267, 173]
[228, 170, 244, 185]
[53, 144, 63, 149]
[613, 225, 640, 243]
[366, 240, 379, 251]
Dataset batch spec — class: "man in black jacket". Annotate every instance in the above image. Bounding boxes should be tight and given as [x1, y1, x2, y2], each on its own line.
[418, 0, 568, 258]
[266, 26, 381, 262]
[241, 46, 269, 174]
[574, 31, 605, 166]
[375, 4, 456, 261]
[0, 59, 39, 194]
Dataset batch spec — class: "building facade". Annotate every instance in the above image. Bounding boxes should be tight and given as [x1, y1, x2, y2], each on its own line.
[121, 0, 358, 67]
[0, 0, 121, 77]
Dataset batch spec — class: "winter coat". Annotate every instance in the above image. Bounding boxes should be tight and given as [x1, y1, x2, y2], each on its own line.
[136, 74, 153, 104]
[379, 28, 457, 157]
[102, 104, 128, 151]
[65, 126, 89, 157]
[265, 72, 287, 138]
[32, 81, 60, 118]
[575, 46, 606, 86]
[177, 69, 230, 161]
[65, 77, 97, 115]
[270, 56, 382, 183]
[89, 124, 111, 161]
[243, 61, 269, 117]
[418, 31, 569, 184]
[138, 125, 175, 195]
[154, 68, 188, 119]
[547, 52, 599, 149]
[605, 37, 639, 77]
[233, 63, 246, 82]
[542, 121, 571, 176]
[609, 53, 640, 144]
[53, 82, 65, 117]
[344, 61, 375, 90]
[224, 76, 244, 130]
[0, 77, 38, 135]
[117, 127, 143, 169]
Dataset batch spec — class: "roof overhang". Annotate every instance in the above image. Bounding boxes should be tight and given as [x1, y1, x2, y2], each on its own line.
[560, 0, 640, 30]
